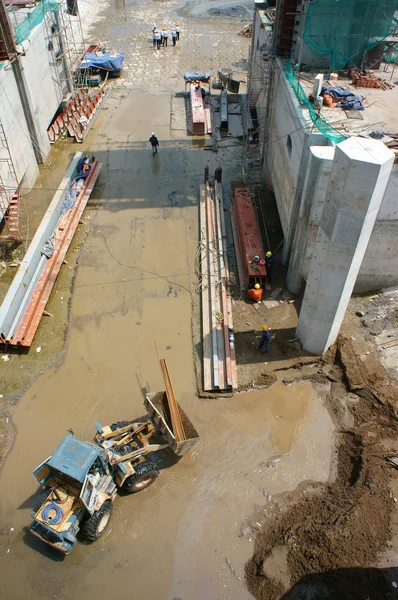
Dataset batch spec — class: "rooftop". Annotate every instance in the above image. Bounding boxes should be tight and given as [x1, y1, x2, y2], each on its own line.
[296, 66, 398, 149]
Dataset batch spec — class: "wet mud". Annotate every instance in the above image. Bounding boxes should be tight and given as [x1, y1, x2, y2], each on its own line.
[0, 2, 355, 599]
[246, 338, 398, 600]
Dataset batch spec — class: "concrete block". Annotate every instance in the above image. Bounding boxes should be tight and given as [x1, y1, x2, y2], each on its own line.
[296, 137, 394, 355]
[313, 73, 323, 98]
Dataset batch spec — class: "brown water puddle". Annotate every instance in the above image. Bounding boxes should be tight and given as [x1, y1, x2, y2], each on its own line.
[0, 375, 333, 599]
[0, 90, 333, 600]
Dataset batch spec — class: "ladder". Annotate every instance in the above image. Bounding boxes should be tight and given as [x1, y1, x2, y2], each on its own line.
[0, 120, 22, 243]
[2, 191, 22, 242]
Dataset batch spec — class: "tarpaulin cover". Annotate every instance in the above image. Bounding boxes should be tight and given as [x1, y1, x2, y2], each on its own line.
[184, 72, 211, 82]
[80, 52, 124, 72]
[304, 0, 398, 71]
[321, 86, 366, 110]
[285, 62, 346, 144]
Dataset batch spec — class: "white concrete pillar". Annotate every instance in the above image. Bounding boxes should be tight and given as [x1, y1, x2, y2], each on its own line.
[313, 74, 323, 98]
[287, 146, 335, 294]
[296, 137, 394, 355]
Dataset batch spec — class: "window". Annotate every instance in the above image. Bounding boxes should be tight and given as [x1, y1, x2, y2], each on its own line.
[287, 134, 292, 157]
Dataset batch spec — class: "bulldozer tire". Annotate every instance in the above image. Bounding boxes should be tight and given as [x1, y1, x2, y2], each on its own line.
[123, 463, 159, 494]
[81, 501, 113, 541]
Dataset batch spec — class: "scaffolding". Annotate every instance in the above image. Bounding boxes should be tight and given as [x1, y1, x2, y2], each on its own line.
[0, 119, 22, 242]
[42, 0, 85, 93]
[243, 8, 276, 183]
[6, 0, 85, 95]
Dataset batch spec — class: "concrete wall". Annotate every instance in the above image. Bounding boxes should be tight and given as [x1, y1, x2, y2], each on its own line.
[21, 20, 65, 159]
[0, 18, 67, 192]
[0, 66, 39, 189]
[356, 165, 398, 291]
[264, 59, 328, 262]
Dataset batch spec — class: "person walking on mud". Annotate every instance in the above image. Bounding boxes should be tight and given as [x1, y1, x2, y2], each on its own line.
[171, 28, 177, 46]
[152, 28, 157, 49]
[258, 323, 272, 355]
[175, 24, 180, 40]
[149, 132, 159, 155]
[162, 28, 169, 47]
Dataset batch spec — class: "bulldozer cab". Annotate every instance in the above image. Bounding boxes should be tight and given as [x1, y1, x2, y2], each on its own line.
[33, 435, 103, 488]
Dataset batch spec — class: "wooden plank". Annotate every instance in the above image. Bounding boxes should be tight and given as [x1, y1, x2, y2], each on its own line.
[199, 185, 212, 391]
[159, 358, 185, 442]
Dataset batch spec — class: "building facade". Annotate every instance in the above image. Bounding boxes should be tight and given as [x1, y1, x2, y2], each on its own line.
[248, 0, 398, 293]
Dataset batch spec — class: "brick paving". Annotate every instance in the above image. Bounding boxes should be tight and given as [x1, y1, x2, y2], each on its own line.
[87, 0, 250, 92]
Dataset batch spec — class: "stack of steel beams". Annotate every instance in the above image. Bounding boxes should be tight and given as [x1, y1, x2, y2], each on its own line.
[199, 180, 237, 391]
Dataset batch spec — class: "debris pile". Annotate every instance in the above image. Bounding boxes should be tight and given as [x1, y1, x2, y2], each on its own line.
[351, 71, 395, 90]
[245, 336, 398, 599]
[238, 23, 252, 38]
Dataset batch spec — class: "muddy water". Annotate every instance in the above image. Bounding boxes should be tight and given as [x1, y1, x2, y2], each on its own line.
[0, 4, 334, 597]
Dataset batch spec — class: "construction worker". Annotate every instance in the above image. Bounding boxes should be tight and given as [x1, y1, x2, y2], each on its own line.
[175, 24, 180, 40]
[258, 323, 272, 355]
[155, 30, 161, 49]
[171, 28, 177, 46]
[152, 28, 157, 49]
[77, 154, 89, 172]
[149, 132, 159, 155]
[265, 251, 274, 286]
[162, 28, 169, 47]
[248, 283, 263, 303]
[76, 155, 95, 180]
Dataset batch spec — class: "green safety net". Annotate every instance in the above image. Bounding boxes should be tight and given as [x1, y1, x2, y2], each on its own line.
[303, 0, 398, 72]
[285, 62, 346, 144]
[15, 1, 61, 45]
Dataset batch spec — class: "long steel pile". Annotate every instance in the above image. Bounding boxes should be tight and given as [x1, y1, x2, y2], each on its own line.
[199, 175, 237, 391]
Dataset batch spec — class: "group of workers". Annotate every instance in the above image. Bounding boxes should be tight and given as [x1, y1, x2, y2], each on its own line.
[152, 23, 181, 49]
[246, 251, 275, 356]
[247, 251, 274, 303]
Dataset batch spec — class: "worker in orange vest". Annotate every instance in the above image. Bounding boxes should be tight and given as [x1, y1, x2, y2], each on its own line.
[248, 283, 263, 303]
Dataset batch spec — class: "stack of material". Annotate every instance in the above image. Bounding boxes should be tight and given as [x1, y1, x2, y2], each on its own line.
[190, 84, 205, 135]
[0, 152, 102, 347]
[230, 188, 267, 290]
[351, 72, 395, 90]
[238, 23, 252, 38]
[159, 358, 185, 442]
[47, 87, 108, 144]
[199, 180, 238, 392]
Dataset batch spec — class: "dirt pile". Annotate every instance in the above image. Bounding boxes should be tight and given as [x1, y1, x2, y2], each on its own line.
[245, 337, 398, 600]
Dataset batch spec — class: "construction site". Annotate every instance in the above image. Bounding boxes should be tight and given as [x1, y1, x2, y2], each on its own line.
[0, 0, 398, 598]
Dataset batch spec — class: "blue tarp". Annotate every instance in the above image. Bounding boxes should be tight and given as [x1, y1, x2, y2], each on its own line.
[80, 52, 124, 72]
[321, 86, 366, 111]
[184, 72, 211, 82]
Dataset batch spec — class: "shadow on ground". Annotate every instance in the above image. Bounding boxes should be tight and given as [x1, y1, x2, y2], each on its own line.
[281, 566, 398, 600]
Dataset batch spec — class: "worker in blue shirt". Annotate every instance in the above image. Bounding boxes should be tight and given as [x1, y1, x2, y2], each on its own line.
[265, 251, 274, 286]
[258, 323, 272, 354]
